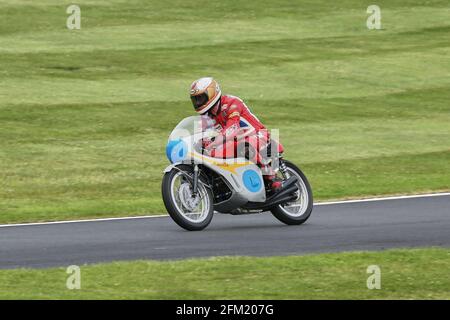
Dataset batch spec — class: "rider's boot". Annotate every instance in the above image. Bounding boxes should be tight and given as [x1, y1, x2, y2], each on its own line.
[264, 175, 283, 192]
[261, 164, 283, 192]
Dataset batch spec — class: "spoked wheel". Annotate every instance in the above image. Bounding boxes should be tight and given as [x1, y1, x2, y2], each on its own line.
[162, 165, 214, 231]
[270, 160, 313, 225]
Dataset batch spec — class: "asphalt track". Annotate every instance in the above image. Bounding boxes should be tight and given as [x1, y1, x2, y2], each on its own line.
[0, 194, 449, 269]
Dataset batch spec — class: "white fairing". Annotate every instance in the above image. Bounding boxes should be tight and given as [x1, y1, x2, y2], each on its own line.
[198, 155, 266, 203]
[165, 116, 266, 204]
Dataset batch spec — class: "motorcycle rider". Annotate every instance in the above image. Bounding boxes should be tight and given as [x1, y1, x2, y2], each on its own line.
[189, 77, 283, 191]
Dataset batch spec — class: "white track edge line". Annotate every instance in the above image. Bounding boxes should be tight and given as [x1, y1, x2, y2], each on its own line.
[0, 192, 449, 228]
[0, 215, 168, 228]
[314, 192, 450, 206]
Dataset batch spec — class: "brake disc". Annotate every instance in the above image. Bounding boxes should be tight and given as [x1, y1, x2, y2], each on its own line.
[178, 183, 201, 211]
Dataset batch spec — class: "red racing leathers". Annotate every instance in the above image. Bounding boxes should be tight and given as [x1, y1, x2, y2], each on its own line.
[202, 95, 283, 173]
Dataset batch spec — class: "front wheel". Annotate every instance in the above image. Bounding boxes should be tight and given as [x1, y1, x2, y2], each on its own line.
[162, 165, 214, 231]
[270, 160, 313, 225]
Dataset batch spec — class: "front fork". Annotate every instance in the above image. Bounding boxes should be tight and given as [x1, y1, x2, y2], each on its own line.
[192, 164, 199, 196]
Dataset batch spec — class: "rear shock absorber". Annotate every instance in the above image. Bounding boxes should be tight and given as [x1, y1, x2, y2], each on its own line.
[279, 156, 288, 179]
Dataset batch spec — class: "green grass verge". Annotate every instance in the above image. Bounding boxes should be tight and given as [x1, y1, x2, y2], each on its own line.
[0, 248, 448, 299]
[0, 0, 449, 223]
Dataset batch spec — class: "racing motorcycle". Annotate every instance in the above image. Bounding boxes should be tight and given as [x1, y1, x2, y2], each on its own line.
[162, 116, 313, 231]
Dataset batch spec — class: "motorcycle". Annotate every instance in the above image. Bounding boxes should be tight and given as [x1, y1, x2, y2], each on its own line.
[162, 116, 313, 231]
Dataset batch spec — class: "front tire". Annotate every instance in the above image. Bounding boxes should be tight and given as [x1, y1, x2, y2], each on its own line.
[270, 160, 313, 225]
[162, 165, 214, 231]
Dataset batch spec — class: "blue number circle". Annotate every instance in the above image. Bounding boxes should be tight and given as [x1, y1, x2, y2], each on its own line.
[242, 170, 262, 192]
[166, 139, 187, 163]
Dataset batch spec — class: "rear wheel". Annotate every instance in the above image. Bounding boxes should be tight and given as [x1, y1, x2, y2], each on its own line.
[162, 165, 214, 231]
[270, 160, 313, 225]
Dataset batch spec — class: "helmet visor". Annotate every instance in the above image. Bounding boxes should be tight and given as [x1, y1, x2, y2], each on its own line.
[191, 93, 209, 110]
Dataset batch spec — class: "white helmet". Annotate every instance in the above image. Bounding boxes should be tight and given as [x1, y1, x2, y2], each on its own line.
[189, 77, 222, 114]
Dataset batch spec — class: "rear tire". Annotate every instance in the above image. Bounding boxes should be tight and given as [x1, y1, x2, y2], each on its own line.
[162, 165, 214, 231]
[270, 160, 313, 225]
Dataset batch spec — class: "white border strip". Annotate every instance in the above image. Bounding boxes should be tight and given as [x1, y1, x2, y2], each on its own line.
[0, 214, 167, 228]
[0, 192, 449, 228]
[314, 192, 450, 206]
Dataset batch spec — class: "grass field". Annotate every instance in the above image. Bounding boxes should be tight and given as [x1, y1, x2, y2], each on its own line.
[0, 0, 449, 223]
[0, 248, 448, 299]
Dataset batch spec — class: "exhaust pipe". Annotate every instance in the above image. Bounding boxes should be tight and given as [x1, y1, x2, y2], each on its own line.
[244, 176, 299, 210]
[264, 194, 298, 210]
[265, 176, 298, 202]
